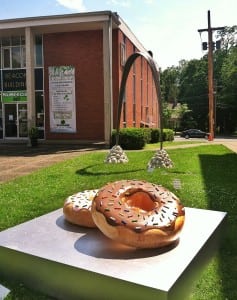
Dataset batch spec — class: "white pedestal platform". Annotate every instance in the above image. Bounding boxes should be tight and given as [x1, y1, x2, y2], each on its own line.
[0, 207, 226, 300]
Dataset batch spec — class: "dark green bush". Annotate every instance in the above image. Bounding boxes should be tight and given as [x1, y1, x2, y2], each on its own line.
[150, 128, 174, 143]
[163, 129, 174, 141]
[111, 128, 146, 149]
[111, 128, 174, 149]
[142, 128, 152, 144]
[150, 128, 160, 143]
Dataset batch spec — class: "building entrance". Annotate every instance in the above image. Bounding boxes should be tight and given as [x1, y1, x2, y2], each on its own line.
[4, 103, 28, 138]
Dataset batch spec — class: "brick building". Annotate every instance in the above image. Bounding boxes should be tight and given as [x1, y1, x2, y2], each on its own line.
[0, 11, 159, 145]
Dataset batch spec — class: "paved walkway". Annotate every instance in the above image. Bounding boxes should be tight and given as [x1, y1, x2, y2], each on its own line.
[219, 140, 237, 153]
[0, 143, 106, 183]
[0, 138, 236, 183]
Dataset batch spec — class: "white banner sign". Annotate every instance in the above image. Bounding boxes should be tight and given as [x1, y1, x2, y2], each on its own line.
[49, 66, 76, 133]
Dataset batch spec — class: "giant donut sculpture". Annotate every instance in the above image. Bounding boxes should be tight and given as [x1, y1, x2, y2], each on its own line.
[63, 190, 98, 228]
[91, 180, 185, 248]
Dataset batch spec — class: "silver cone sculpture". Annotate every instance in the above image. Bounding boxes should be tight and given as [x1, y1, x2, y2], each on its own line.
[147, 149, 173, 171]
[104, 145, 129, 163]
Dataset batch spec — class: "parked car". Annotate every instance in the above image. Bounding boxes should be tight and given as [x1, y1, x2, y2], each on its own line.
[180, 129, 210, 139]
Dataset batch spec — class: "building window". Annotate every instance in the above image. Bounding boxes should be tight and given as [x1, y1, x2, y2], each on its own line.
[122, 102, 126, 127]
[34, 35, 44, 138]
[0, 103, 2, 139]
[12, 47, 21, 68]
[133, 74, 136, 126]
[21, 47, 26, 67]
[145, 107, 149, 124]
[35, 91, 44, 139]
[35, 35, 43, 67]
[120, 42, 126, 67]
[140, 58, 143, 120]
[132, 54, 136, 126]
[120, 34, 127, 67]
[35, 68, 43, 91]
[1, 37, 10, 46]
[3, 48, 10, 68]
[1, 36, 26, 69]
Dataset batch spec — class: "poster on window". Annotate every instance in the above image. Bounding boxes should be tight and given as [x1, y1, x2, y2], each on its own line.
[49, 66, 76, 133]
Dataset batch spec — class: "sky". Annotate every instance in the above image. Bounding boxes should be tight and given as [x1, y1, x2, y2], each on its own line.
[0, 0, 236, 70]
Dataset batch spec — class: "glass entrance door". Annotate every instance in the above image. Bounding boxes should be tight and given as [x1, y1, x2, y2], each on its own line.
[4, 104, 17, 137]
[18, 103, 28, 137]
[4, 103, 28, 138]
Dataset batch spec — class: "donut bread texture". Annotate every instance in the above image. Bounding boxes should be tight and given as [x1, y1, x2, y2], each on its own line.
[91, 180, 185, 248]
[63, 190, 98, 228]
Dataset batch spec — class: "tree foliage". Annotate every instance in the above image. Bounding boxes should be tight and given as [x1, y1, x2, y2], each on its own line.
[160, 25, 237, 134]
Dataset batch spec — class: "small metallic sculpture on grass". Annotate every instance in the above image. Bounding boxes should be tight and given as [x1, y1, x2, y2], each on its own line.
[105, 51, 173, 169]
[147, 149, 173, 171]
[104, 144, 128, 163]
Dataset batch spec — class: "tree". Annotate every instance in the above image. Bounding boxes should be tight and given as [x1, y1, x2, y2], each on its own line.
[160, 66, 180, 104]
[215, 25, 237, 51]
[180, 110, 197, 130]
[178, 58, 209, 130]
[218, 46, 237, 133]
[160, 25, 237, 134]
[215, 26, 237, 133]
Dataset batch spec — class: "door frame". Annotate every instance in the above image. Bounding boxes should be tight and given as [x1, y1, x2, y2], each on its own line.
[3, 102, 28, 139]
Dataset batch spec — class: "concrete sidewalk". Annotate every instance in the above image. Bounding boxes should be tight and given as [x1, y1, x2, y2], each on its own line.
[0, 143, 106, 183]
[218, 140, 237, 153]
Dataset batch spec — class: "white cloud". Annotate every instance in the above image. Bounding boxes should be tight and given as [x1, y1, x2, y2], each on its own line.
[106, 0, 131, 7]
[56, 0, 86, 11]
[143, 0, 155, 4]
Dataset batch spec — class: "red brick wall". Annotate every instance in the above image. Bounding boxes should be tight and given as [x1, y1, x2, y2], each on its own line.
[116, 30, 159, 129]
[43, 28, 159, 142]
[43, 30, 104, 141]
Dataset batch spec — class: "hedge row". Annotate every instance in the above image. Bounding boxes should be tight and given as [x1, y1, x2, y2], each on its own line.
[111, 128, 174, 150]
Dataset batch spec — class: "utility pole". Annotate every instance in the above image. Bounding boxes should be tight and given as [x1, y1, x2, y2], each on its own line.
[198, 10, 225, 140]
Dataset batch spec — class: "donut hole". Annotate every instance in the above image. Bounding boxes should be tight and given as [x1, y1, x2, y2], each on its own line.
[124, 191, 156, 212]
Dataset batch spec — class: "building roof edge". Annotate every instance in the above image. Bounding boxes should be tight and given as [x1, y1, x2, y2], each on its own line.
[0, 10, 120, 28]
[116, 15, 147, 53]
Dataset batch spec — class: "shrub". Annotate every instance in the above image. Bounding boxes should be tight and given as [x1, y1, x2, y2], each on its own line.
[150, 128, 174, 143]
[163, 129, 174, 141]
[111, 128, 146, 149]
[142, 128, 152, 144]
[111, 128, 174, 149]
[28, 127, 39, 139]
[150, 128, 160, 143]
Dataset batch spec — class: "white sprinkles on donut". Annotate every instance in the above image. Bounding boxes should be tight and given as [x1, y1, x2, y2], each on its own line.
[63, 189, 98, 227]
[65, 190, 98, 211]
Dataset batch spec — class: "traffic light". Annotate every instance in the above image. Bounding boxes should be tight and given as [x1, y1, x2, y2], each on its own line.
[216, 40, 221, 49]
[202, 42, 208, 50]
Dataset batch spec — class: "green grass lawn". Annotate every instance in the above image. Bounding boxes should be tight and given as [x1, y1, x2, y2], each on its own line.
[0, 144, 236, 299]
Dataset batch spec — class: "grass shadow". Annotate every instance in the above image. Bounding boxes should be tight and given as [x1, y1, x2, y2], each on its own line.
[199, 152, 237, 299]
[76, 164, 145, 176]
[0, 143, 104, 157]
